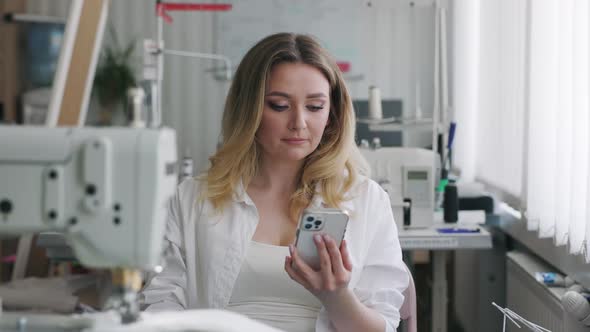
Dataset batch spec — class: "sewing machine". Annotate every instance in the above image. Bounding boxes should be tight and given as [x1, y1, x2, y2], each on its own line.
[0, 130, 286, 332]
[0, 126, 178, 269]
[0, 0, 285, 328]
[0, 125, 177, 322]
[361, 147, 436, 229]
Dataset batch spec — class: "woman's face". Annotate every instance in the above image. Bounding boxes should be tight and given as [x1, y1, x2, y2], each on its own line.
[256, 62, 331, 163]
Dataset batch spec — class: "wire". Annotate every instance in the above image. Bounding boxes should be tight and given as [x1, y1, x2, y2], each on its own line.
[492, 302, 552, 332]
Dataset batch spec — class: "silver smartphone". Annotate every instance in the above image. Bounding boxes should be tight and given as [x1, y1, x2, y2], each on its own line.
[294, 208, 349, 270]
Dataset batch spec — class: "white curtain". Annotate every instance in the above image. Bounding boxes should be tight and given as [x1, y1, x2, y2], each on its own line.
[454, 0, 590, 260]
[451, 0, 479, 183]
[525, 0, 560, 238]
[453, 0, 526, 198]
[526, 0, 589, 256]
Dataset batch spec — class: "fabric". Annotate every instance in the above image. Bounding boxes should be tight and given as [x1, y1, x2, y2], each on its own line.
[140, 176, 408, 331]
[103, 309, 285, 332]
[0, 274, 102, 313]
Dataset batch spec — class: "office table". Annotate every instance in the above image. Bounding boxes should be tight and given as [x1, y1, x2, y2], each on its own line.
[399, 212, 492, 332]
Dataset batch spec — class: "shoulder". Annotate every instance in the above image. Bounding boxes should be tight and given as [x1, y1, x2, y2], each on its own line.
[175, 177, 242, 222]
[173, 177, 209, 212]
[177, 177, 204, 199]
[340, 174, 390, 224]
[345, 174, 388, 203]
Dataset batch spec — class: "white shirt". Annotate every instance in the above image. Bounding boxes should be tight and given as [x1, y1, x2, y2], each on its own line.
[139, 176, 409, 332]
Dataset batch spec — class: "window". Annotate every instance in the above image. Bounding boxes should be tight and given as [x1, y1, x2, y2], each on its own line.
[453, 0, 590, 260]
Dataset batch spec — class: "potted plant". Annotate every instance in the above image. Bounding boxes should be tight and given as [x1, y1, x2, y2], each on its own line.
[93, 28, 136, 126]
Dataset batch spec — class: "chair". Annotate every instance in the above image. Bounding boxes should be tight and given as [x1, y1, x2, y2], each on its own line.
[399, 263, 417, 332]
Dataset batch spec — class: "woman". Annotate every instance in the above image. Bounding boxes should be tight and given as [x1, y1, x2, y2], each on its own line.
[140, 33, 409, 332]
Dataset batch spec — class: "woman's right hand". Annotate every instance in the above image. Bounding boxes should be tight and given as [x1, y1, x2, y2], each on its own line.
[284, 234, 353, 303]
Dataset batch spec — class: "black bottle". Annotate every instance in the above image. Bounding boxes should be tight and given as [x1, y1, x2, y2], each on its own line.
[443, 183, 458, 223]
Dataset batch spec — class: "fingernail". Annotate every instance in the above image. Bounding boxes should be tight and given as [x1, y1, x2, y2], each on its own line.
[289, 244, 293, 254]
[314, 234, 322, 242]
[322, 234, 330, 241]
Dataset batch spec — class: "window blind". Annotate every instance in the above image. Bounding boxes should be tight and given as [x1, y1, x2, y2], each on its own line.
[453, 0, 590, 260]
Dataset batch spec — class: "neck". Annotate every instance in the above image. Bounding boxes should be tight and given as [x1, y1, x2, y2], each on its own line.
[250, 156, 304, 195]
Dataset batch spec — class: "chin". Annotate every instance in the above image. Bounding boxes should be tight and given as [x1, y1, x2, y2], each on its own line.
[282, 150, 312, 162]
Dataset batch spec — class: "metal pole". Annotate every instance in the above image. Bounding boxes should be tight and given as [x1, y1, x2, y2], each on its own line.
[154, 0, 164, 128]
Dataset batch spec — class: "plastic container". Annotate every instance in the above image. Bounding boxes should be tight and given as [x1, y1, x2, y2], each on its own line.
[25, 23, 64, 87]
[535, 272, 575, 287]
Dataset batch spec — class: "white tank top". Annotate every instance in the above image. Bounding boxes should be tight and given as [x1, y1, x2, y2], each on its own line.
[226, 241, 322, 332]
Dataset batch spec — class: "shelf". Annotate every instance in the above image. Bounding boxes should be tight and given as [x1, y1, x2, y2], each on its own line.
[400, 225, 492, 250]
[368, 118, 434, 131]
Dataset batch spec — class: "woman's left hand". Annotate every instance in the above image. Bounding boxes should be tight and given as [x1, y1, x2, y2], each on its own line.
[284, 234, 353, 303]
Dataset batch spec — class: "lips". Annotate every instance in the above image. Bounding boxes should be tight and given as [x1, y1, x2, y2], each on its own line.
[282, 138, 308, 144]
[283, 138, 307, 142]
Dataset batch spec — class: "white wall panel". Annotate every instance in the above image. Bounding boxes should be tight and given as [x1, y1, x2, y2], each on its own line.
[28, 0, 441, 171]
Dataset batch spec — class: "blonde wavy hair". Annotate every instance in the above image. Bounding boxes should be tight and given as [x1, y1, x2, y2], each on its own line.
[201, 33, 369, 222]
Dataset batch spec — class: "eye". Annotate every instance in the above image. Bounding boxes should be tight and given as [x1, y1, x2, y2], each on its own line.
[268, 102, 289, 112]
[307, 105, 325, 112]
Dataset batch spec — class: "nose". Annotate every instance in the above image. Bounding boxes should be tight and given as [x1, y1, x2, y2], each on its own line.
[289, 105, 307, 131]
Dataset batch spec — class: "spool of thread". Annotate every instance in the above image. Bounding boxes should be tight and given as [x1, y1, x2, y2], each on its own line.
[368, 86, 383, 120]
[128, 87, 146, 128]
[359, 139, 370, 149]
[562, 291, 590, 325]
[371, 137, 381, 149]
[180, 151, 193, 181]
[443, 183, 458, 223]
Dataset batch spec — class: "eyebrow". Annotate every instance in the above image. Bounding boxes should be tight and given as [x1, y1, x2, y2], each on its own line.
[265, 91, 328, 99]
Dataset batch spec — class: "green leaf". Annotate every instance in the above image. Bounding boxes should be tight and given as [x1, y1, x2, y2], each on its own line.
[93, 25, 138, 108]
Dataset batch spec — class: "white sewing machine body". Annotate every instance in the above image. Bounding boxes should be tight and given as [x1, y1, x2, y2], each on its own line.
[361, 147, 436, 229]
[0, 125, 177, 270]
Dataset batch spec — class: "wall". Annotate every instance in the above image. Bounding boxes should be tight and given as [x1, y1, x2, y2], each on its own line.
[27, 0, 226, 172]
[26, 0, 445, 172]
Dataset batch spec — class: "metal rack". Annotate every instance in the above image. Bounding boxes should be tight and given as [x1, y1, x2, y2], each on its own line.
[144, 1, 232, 128]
